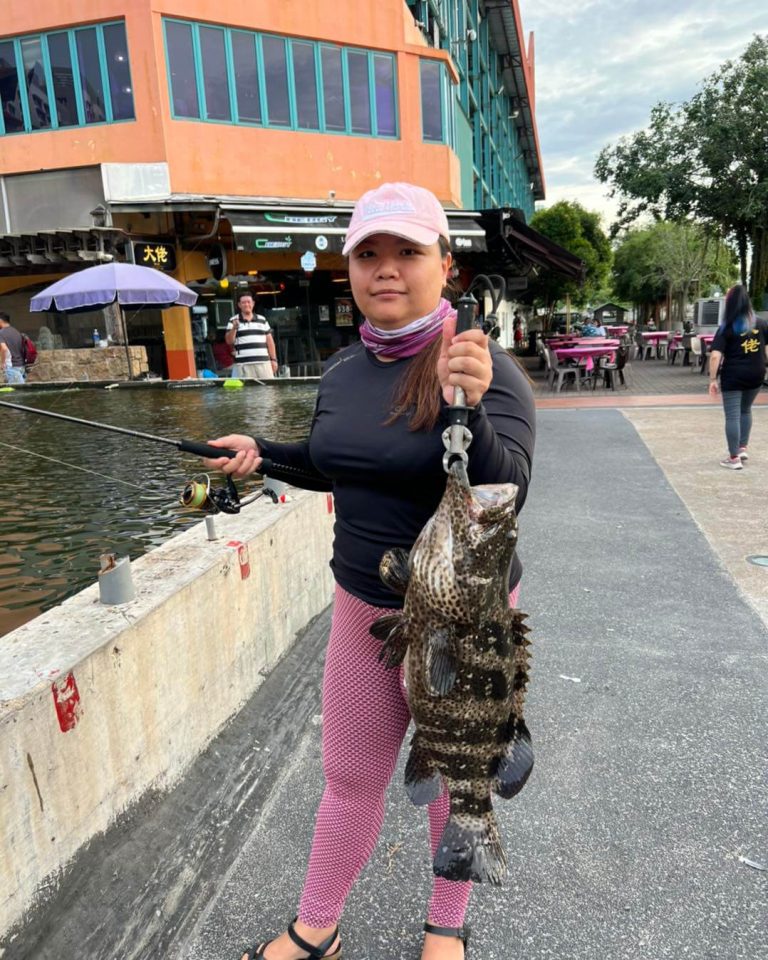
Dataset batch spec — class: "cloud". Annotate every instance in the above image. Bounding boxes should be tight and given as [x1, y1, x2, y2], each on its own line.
[518, 0, 766, 223]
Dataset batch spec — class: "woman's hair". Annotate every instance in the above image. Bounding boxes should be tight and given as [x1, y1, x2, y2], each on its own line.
[723, 284, 752, 335]
[385, 237, 452, 432]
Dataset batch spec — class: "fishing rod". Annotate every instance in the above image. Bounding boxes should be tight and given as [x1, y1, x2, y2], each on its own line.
[0, 398, 263, 514]
[442, 274, 506, 481]
[0, 399, 237, 461]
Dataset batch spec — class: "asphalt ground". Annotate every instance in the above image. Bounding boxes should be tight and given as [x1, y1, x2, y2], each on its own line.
[5, 407, 766, 960]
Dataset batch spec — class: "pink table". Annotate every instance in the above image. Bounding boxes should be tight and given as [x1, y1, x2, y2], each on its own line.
[605, 325, 628, 336]
[640, 331, 671, 358]
[548, 337, 620, 347]
[552, 345, 617, 371]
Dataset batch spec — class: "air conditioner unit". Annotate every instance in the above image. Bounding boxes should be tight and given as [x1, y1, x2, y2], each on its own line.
[693, 297, 725, 330]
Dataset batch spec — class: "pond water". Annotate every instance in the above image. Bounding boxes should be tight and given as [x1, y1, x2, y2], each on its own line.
[0, 384, 317, 638]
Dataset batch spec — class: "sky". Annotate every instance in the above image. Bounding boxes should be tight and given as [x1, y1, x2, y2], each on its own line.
[517, 0, 766, 228]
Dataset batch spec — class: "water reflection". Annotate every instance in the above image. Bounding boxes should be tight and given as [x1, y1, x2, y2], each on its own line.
[0, 385, 317, 637]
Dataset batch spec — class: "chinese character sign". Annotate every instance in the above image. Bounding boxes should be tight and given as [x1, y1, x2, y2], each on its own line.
[132, 242, 177, 272]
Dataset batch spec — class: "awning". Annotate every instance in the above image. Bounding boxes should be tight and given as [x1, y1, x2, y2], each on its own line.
[478, 208, 585, 281]
[223, 206, 487, 254]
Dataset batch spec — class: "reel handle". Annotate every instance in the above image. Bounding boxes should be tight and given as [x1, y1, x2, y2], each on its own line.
[178, 439, 238, 460]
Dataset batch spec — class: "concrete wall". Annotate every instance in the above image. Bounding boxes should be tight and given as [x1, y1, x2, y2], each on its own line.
[0, 488, 335, 937]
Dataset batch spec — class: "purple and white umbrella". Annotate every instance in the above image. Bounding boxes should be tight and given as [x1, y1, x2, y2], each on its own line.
[30, 262, 197, 313]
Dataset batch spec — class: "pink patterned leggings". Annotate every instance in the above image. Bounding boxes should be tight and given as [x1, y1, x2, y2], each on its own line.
[298, 582, 520, 929]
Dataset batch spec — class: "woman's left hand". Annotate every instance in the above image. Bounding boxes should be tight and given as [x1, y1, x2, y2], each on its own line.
[437, 315, 492, 407]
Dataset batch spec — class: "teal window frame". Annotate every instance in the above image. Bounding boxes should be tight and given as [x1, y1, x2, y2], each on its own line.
[0, 19, 134, 137]
[407, 0, 535, 218]
[161, 17, 399, 141]
[419, 58, 453, 145]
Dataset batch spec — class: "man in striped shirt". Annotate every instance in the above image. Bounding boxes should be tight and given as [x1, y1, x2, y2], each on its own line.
[225, 291, 278, 379]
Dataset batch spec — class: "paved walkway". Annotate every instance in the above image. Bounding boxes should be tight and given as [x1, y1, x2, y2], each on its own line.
[4, 406, 767, 960]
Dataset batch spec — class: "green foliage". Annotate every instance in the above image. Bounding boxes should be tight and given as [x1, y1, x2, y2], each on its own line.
[611, 221, 738, 318]
[528, 200, 612, 312]
[595, 35, 768, 299]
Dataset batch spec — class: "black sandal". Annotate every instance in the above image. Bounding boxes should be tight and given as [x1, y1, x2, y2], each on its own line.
[423, 922, 470, 957]
[242, 917, 342, 959]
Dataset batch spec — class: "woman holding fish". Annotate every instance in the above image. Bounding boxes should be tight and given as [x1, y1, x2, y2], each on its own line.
[206, 182, 536, 960]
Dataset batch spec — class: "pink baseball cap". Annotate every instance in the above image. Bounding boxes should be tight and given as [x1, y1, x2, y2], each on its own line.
[342, 182, 450, 255]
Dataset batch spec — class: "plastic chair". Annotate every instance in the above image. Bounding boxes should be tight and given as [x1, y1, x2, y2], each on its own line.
[547, 347, 581, 392]
[667, 335, 685, 365]
[690, 336, 704, 372]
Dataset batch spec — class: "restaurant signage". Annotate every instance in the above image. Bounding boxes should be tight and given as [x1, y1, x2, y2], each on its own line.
[228, 209, 487, 256]
[132, 241, 176, 271]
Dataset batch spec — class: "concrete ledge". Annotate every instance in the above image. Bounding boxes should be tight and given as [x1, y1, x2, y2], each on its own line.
[0, 489, 335, 937]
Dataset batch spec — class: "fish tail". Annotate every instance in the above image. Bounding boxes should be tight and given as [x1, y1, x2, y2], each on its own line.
[370, 613, 410, 667]
[404, 736, 444, 805]
[493, 718, 534, 799]
[433, 811, 507, 885]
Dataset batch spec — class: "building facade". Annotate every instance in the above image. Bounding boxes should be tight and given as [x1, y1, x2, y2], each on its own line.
[0, 0, 576, 379]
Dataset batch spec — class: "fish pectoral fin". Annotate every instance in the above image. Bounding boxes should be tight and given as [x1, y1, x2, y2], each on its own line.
[433, 811, 507, 885]
[425, 628, 458, 695]
[370, 613, 410, 667]
[493, 718, 534, 799]
[404, 739, 444, 806]
[378, 547, 411, 595]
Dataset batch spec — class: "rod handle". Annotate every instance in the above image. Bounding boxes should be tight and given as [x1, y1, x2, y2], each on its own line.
[455, 294, 477, 335]
[178, 439, 238, 460]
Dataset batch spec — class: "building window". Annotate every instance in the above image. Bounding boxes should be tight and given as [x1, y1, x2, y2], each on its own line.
[231, 31, 261, 123]
[292, 41, 319, 130]
[102, 22, 134, 121]
[199, 26, 231, 121]
[165, 20, 199, 119]
[0, 20, 134, 136]
[162, 18, 398, 140]
[320, 45, 345, 131]
[47, 33, 78, 127]
[0, 42, 24, 132]
[75, 28, 107, 124]
[373, 54, 397, 137]
[262, 34, 290, 126]
[420, 59, 444, 142]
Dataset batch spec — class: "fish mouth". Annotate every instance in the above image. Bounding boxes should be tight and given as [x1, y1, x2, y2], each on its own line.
[465, 483, 518, 523]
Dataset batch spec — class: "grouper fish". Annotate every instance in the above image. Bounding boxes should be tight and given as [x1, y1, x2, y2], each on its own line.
[370, 466, 533, 885]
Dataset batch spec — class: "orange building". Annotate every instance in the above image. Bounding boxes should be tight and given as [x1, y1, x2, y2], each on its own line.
[0, 1, 579, 378]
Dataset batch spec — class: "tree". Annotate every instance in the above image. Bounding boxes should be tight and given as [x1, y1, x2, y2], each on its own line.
[595, 35, 768, 302]
[612, 222, 738, 324]
[528, 200, 612, 319]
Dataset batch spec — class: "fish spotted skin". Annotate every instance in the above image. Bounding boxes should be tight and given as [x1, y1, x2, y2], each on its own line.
[370, 468, 533, 885]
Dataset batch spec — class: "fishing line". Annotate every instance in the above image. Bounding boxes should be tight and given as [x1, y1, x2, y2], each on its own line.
[0, 439, 144, 490]
[0, 399, 236, 460]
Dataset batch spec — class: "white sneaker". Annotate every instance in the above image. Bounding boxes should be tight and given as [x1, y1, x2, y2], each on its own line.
[720, 456, 743, 470]
[738, 447, 749, 461]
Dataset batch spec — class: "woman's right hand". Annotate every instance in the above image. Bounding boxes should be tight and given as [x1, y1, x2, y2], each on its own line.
[202, 434, 262, 479]
[708, 380, 719, 399]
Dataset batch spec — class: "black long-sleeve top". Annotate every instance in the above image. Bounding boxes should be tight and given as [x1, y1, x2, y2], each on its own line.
[256, 340, 535, 607]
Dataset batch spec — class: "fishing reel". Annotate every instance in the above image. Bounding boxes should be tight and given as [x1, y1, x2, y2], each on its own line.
[181, 474, 276, 514]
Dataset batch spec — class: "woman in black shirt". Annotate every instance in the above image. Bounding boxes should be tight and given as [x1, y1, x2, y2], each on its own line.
[709, 284, 768, 469]
[206, 183, 535, 960]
